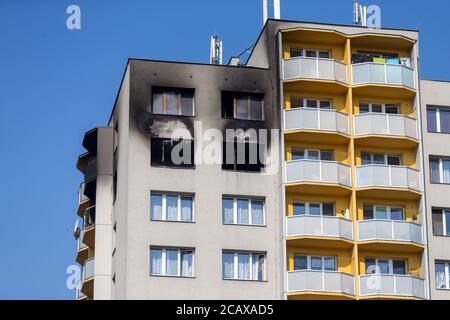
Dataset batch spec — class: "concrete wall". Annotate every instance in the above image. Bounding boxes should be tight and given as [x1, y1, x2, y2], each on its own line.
[420, 79, 450, 299]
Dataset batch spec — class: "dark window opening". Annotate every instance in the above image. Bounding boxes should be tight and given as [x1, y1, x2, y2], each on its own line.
[222, 139, 265, 172]
[113, 172, 118, 203]
[221, 91, 264, 120]
[151, 138, 195, 168]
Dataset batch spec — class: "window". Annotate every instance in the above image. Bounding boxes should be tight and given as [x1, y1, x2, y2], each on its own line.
[432, 208, 450, 236]
[152, 87, 194, 116]
[291, 149, 334, 161]
[221, 91, 264, 120]
[359, 102, 400, 114]
[293, 202, 335, 216]
[222, 139, 265, 172]
[427, 107, 450, 133]
[151, 138, 195, 168]
[222, 251, 266, 281]
[361, 153, 401, 166]
[430, 156, 450, 184]
[365, 258, 407, 275]
[290, 97, 333, 110]
[289, 48, 331, 59]
[150, 247, 194, 277]
[435, 261, 450, 289]
[363, 205, 404, 221]
[222, 197, 265, 226]
[150, 193, 194, 222]
[293, 255, 337, 271]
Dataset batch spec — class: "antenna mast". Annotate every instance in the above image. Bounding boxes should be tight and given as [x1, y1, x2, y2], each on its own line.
[210, 35, 222, 65]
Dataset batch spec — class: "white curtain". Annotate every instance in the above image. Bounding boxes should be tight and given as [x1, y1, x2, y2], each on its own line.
[222, 253, 234, 279]
[151, 195, 163, 220]
[237, 200, 249, 224]
[181, 251, 193, 277]
[435, 263, 446, 289]
[223, 199, 234, 224]
[251, 201, 264, 225]
[166, 250, 178, 276]
[166, 195, 178, 221]
[181, 198, 192, 222]
[238, 254, 251, 280]
[150, 249, 162, 275]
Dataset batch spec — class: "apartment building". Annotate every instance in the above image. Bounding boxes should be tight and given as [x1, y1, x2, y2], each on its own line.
[73, 19, 450, 300]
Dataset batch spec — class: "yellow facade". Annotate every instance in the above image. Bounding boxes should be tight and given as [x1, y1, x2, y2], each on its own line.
[282, 28, 424, 300]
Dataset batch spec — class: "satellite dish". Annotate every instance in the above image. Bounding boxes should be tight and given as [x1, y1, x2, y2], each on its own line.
[73, 220, 80, 239]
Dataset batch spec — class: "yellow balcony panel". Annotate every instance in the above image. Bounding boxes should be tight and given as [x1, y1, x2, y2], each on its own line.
[288, 291, 355, 300]
[284, 108, 350, 141]
[358, 241, 424, 254]
[359, 274, 425, 300]
[285, 130, 350, 146]
[283, 78, 348, 96]
[286, 183, 352, 198]
[286, 215, 354, 249]
[82, 225, 95, 248]
[350, 33, 415, 52]
[287, 270, 356, 298]
[356, 188, 421, 201]
[282, 27, 348, 46]
[352, 84, 416, 100]
[75, 246, 89, 265]
[354, 136, 418, 150]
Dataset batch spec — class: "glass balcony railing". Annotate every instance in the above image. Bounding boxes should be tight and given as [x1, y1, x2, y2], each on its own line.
[75, 280, 86, 300]
[285, 160, 352, 187]
[352, 63, 415, 89]
[353, 113, 418, 140]
[282, 57, 348, 84]
[78, 182, 88, 204]
[287, 270, 355, 296]
[357, 220, 423, 245]
[82, 258, 95, 282]
[286, 215, 353, 241]
[359, 274, 425, 299]
[77, 228, 87, 251]
[355, 165, 421, 192]
[284, 108, 349, 135]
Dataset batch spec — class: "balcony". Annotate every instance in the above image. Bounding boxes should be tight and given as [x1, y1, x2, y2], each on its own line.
[352, 63, 415, 90]
[286, 215, 353, 245]
[285, 160, 352, 194]
[357, 220, 424, 252]
[353, 113, 418, 148]
[82, 206, 96, 248]
[359, 274, 425, 299]
[75, 228, 88, 264]
[355, 165, 421, 199]
[282, 57, 348, 84]
[76, 280, 87, 300]
[81, 258, 95, 297]
[284, 108, 349, 143]
[287, 270, 355, 298]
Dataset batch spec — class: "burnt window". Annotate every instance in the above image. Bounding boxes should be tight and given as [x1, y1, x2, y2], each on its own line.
[222, 139, 265, 172]
[151, 138, 195, 168]
[221, 91, 264, 121]
[113, 172, 118, 203]
[152, 87, 195, 116]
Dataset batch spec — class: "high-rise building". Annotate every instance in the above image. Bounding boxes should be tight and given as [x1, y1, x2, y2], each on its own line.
[73, 19, 450, 300]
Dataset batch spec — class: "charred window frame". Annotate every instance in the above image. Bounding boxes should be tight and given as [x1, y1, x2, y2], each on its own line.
[222, 138, 265, 172]
[151, 138, 195, 169]
[151, 87, 195, 116]
[221, 91, 264, 121]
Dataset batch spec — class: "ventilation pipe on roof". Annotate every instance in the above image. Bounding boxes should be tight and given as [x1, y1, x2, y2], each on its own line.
[263, 0, 280, 25]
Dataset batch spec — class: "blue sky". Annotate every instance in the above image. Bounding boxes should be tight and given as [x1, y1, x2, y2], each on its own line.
[0, 0, 449, 299]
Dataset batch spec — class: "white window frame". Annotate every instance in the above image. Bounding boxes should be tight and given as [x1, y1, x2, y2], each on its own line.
[290, 48, 331, 59]
[435, 158, 450, 184]
[290, 97, 333, 110]
[222, 197, 266, 226]
[293, 254, 337, 271]
[365, 258, 407, 275]
[427, 107, 450, 133]
[291, 149, 334, 161]
[359, 102, 400, 114]
[361, 153, 402, 166]
[222, 251, 267, 281]
[292, 202, 335, 216]
[233, 95, 265, 121]
[436, 261, 450, 289]
[150, 247, 195, 277]
[150, 193, 194, 222]
[363, 205, 405, 221]
[152, 89, 195, 116]
[433, 209, 450, 236]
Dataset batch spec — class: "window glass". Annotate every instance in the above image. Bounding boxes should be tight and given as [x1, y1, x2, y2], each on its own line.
[435, 262, 446, 289]
[324, 257, 336, 271]
[250, 96, 263, 120]
[253, 254, 265, 281]
[237, 254, 251, 280]
[293, 203, 306, 216]
[150, 249, 163, 275]
[373, 154, 385, 164]
[152, 92, 164, 114]
[307, 150, 320, 160]
[222, 253, 234, 279]
[365, 259, 376, 274]
[390, 208, 404, 221]
[427, 109, 437, 132]
[251, 200, 264, 225]
[385, 104, 400, 114]
[290, 97, 303, 109]
[223, 199, 234, 224]
[443, 159, 450, 183]
[236, 97, 248, 119]
[440, 110, 450, 134]
[151, 194, 163, 220]
[309, 203, 321, 216]
[361, 153, 372, 165]
[166, 249, 179, 276]
[306, 99, 318, 108]
[166, 195, 178, 221]
[237, 199, 249, 224]
[294, 255, 307, 270]
[311, 257, 323, 270]
[305, 50, 317, 58]
[430, 157, 441, 183]
[319, 51, 330, 59]
[375, 206, 388, 220]
[378, 260, 390, 274]
[360, 103, 370, 113]
[319, 100, 332, 109]
[387, 155, 401, 166]
[181, 250, 193, 277]
[393, 260, 406, 275]
[363, 205, 374, 220]
[290, 48, 303, 58]
[180, 92, 194, 116]
[166, 91, 179, 115]
[320, 150, 333, 161]
[322, 203, 334, 216]
[181, 197, 193, 222]
[372, 104, 383, 113]
[446, 211, 450, 236]
[432, 209, 444, 236]
[291, 149, 305, 160]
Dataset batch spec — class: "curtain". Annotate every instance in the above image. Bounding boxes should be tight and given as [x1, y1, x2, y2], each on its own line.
[252, 254, 264, 281]
[222, 253, 234, 279]
[150, 194, 163, 220]
[166, 250, 178, 276]
[311, 257, 322, 270]
[432, 210, 444, 236]
[443, 160, 450, 183]
[150, 249, 162, 275]
[238, 254, 251, 280]
[435, 263, 446, 289]
[181, 251, 193, 277]
[237, 200, 249, 224]
[165, 91, 178, 115]
[166, 195, 178, 221]
[324, 257, 336, 271]
[181, 197, 192, 222]
[251, 201, 264, 225]
[430, 158, 441, 183]
[152, 92, 164, 114]
[222, 199, 234, 224]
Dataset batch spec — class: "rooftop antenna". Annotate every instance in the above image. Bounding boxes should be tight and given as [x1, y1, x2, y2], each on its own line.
[353, 0, 367, 27]
[263, 0, 280, 26]
[210, 35, 222, 65]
